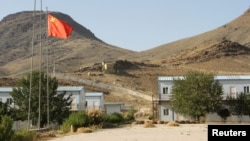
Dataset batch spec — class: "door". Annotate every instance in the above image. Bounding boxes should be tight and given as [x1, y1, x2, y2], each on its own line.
[230, 87, 237, 98]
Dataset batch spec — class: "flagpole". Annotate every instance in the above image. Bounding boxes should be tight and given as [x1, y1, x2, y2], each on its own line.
[38, 0, 42, 130]
[28, 0, 36, 130]
[46, 7, 50, 128]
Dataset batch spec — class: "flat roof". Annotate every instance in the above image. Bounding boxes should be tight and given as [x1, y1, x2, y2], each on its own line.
[0, 87, 13, 92]
[86, 92, 103, 97]
[104, 102, 123, 105]
[0, 86, 84, 94]
[57, 86, 84, 91]
[158, 75, 250, 81]
[0, 86, 84, 92]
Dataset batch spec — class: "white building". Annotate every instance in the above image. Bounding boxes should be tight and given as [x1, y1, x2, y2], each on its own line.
[157, 75, 250, 122]
[0, 87, 14, 106]
[85, 92, 104, 111]
[56, 86, 85, 111]
[104, 102, 123, 114]
[0, 86, 85, 111]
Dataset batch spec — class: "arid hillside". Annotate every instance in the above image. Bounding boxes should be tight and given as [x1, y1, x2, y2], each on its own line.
[1, 9, 250, 109]
[0, 11, 134, 77]
[132, 8, 250, 59]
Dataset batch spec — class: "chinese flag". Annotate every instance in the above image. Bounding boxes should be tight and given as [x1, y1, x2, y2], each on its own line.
[48, 13, 73, 39]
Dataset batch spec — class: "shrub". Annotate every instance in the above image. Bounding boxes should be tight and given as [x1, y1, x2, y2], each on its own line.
[60, 111, 89, 133]
[0, 115, 14, 141]
[148, 114, 153, 120]
[87, 109, 104, 125]
[123, 108, 135, 123]
[102, 112, 124, 128]
[103, 112, 124, 124]
[101, 122, 118, 129]
[217, 108, 230, 123]
[11, 130, 36, 141]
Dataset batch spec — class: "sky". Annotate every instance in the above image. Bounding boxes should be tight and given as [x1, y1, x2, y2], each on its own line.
[1, 0, 250, 52]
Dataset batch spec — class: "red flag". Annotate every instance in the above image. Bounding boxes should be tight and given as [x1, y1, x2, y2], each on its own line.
[48, 13, 73, 39]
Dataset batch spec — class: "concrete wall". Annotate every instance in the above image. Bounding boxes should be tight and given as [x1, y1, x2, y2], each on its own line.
[105, 103, 121, 114]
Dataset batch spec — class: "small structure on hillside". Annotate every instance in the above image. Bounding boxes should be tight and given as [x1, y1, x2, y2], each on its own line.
[102, 61, 116, 74]
[102, 60, 138, 74]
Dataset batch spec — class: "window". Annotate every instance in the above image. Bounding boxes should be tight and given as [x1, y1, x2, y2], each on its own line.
[163, 109, 169, 115]
[7, 98, 12, 105]
[244, 86, 249, 94]
[163, 87, 168, 94]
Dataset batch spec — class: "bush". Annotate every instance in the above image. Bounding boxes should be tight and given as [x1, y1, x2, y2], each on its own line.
[60, 111, 89, 133]
[123, 108, 135, 123]
[11, 130, 36, 141]
[0, 115, 14, 141]
[103, 112, 124, 124]
[101, 122, 118, 129]
[148, 114, 153, 120]
[217, 108, 230, 123]
[87, 109, 104, 125]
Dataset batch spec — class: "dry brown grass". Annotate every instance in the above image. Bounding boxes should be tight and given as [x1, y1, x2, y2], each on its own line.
[166, 121, 180, 127]
[36, 130, 57, 139]
[157, 120, 165, 124]
[143, 121, 155, 128]
[77, 127, 93, 133]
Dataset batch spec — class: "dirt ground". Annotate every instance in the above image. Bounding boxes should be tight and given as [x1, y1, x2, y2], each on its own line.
[47, 124, 208, 141]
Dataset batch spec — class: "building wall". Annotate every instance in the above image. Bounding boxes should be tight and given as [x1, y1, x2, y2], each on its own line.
[0, 88, 16, 107]
[158, 101, 174, 121]
[220, 79, 250, 99]
[158, 81, 173, 100]
[206, 113, 250, 122]
[158, 101, 191, 121]
[157, 76, 250, 122]
[86, 96, 101, 109]
[105, 104, 121, 114]
[0, 86, 85, 111]
[158, 78, 250, 100]
[56, 87, 85, 111]
[86, 92, 104, 111]
[0, 93, 12, 103]
[86, 97, 104, 110]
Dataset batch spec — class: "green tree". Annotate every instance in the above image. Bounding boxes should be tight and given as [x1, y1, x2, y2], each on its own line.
[226, 92, 250, 120]
[0, 115, 14, 141]
[0, 101, 19, 121]
[0, 102, 10, 117]
[217, 108, 230, 123]
[10, 71, 72, 127]
[170, 71, 223, 122]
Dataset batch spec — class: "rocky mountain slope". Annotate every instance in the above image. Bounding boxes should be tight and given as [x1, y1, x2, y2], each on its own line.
[0, 11, 134, 76]
[1, 9, 250, 109]
[129, 8, 250, 63]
